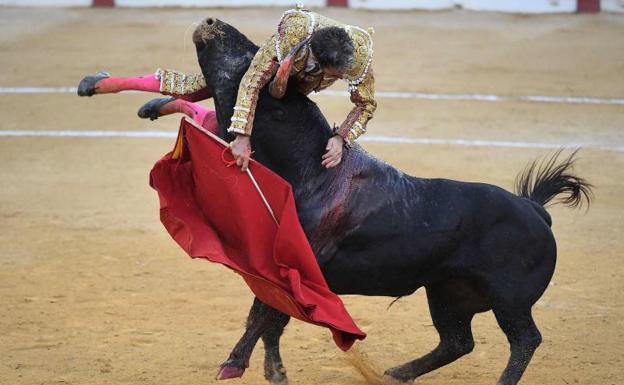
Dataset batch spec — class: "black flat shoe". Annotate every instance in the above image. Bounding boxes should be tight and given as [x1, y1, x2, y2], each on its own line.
[137, 97, 176, 120]
[77, 71, 110, 97]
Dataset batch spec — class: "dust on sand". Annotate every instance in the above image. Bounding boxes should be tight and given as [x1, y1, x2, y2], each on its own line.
[1, 6, 623, 385]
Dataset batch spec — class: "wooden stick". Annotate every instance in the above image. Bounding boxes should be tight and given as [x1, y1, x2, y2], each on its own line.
[246, 168, 278, 225]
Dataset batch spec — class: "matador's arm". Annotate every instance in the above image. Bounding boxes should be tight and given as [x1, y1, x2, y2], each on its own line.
[334, 69, 377, 144]
[227, 36, 280, 136]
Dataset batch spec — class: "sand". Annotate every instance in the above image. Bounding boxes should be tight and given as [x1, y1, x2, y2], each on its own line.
[0, 6, 623, 385]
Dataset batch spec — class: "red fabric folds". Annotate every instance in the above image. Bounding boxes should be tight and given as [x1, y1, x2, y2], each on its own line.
[149, 115, 365, 350]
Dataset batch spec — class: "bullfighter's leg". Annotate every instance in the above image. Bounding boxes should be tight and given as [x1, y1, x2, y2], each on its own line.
[261, 312, 290, 385]
[216, 297, 284, 380]
[492, 306, 542, 385]
[384, 282, 486, 383]
[77, 71, 210, 101]
[137, 97, 216, 131]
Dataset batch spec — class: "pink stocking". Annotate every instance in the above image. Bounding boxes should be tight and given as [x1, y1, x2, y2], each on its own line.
[159, 99, 217, 134]
[95, 74, 159, 94]
[95, 75, 210, 102]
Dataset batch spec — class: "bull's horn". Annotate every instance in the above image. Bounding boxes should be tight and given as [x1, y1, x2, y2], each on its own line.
[269, 40, 308, 99]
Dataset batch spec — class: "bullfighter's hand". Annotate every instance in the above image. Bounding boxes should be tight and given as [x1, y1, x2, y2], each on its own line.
[230, 134, 252, 172]
[322, 135, 344, 168]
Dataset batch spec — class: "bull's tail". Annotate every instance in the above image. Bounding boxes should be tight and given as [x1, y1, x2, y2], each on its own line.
[514, 149, 593, 211]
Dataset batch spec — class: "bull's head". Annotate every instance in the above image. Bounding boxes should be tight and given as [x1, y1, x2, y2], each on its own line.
[192, 18, 258, 137]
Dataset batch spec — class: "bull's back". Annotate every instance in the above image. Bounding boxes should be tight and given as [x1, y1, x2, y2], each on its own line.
[320, 177, 556, 297]
[319, 178, 470, 296]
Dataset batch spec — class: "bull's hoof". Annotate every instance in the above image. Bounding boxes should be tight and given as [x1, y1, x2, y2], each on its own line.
[382, 370, 414, 384]
[137, 97, 175, 121]
[265, 362, 288, 385]
[268, 377, 289, 385]
[77, 71, 110, 97]
[381, 374, 413, 385]
[215, 361, 246, 380]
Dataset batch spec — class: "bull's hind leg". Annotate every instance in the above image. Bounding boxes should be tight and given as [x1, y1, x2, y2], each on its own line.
[492, 306, 542, 385]
[261, 312, 290, 385]
[384, 282, 488, 383]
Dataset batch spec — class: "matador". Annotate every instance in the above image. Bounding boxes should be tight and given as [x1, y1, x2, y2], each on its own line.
[229, 6, 376, 169]
[78, 4, 376, 170]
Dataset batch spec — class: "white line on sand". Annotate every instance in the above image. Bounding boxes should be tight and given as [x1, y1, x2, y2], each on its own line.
[319, 90, 624, 106]
[1, 130, 622, 153]
[0, 87, 79, 94]
[1, 87, 623, 106]
[0, 130, 176, 138]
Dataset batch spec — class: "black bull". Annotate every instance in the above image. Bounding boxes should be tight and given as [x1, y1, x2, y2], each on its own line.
[130, 18, 594, 385]
[189, 18, 593, 385]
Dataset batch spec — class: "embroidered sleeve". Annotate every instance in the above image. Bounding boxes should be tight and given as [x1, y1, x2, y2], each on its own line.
[229, 11, 312, 136]
[228, 35, 280, 136]
[155, 68, 206, 95]
[335, 69, 377, 144]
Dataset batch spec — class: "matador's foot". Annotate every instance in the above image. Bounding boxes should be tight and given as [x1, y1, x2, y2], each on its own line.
[77, 71, 110, 97]
[137, 97, 175, 121]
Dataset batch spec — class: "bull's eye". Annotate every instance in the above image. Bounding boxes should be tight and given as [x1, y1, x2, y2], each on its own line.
[271, 107, 287, 121]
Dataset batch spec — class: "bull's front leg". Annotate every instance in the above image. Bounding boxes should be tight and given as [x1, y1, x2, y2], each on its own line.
[216, 297, 285, 380]
[262, 312, 290, 385]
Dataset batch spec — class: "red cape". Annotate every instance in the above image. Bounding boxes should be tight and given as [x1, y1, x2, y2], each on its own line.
[149, 115, 365, 350]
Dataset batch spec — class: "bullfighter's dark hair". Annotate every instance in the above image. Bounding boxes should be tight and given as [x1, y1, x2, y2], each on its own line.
[310, 27, 355, 71]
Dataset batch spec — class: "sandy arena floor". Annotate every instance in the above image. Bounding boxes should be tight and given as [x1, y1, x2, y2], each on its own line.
[0, 6, 623, 385]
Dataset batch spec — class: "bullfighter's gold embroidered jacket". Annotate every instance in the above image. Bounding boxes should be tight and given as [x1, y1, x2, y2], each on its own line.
[229, 8, 376, 143]
[155, 68, 206, 96]
[156, 7, 376, 144]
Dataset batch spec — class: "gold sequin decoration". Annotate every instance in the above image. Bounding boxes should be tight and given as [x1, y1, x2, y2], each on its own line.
[155, 68, 206, 95]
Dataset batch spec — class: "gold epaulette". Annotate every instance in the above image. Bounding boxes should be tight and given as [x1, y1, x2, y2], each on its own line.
[342, 26, 374, 91]
[275, 8, 374, 91]
[275, 8, 316, 63]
